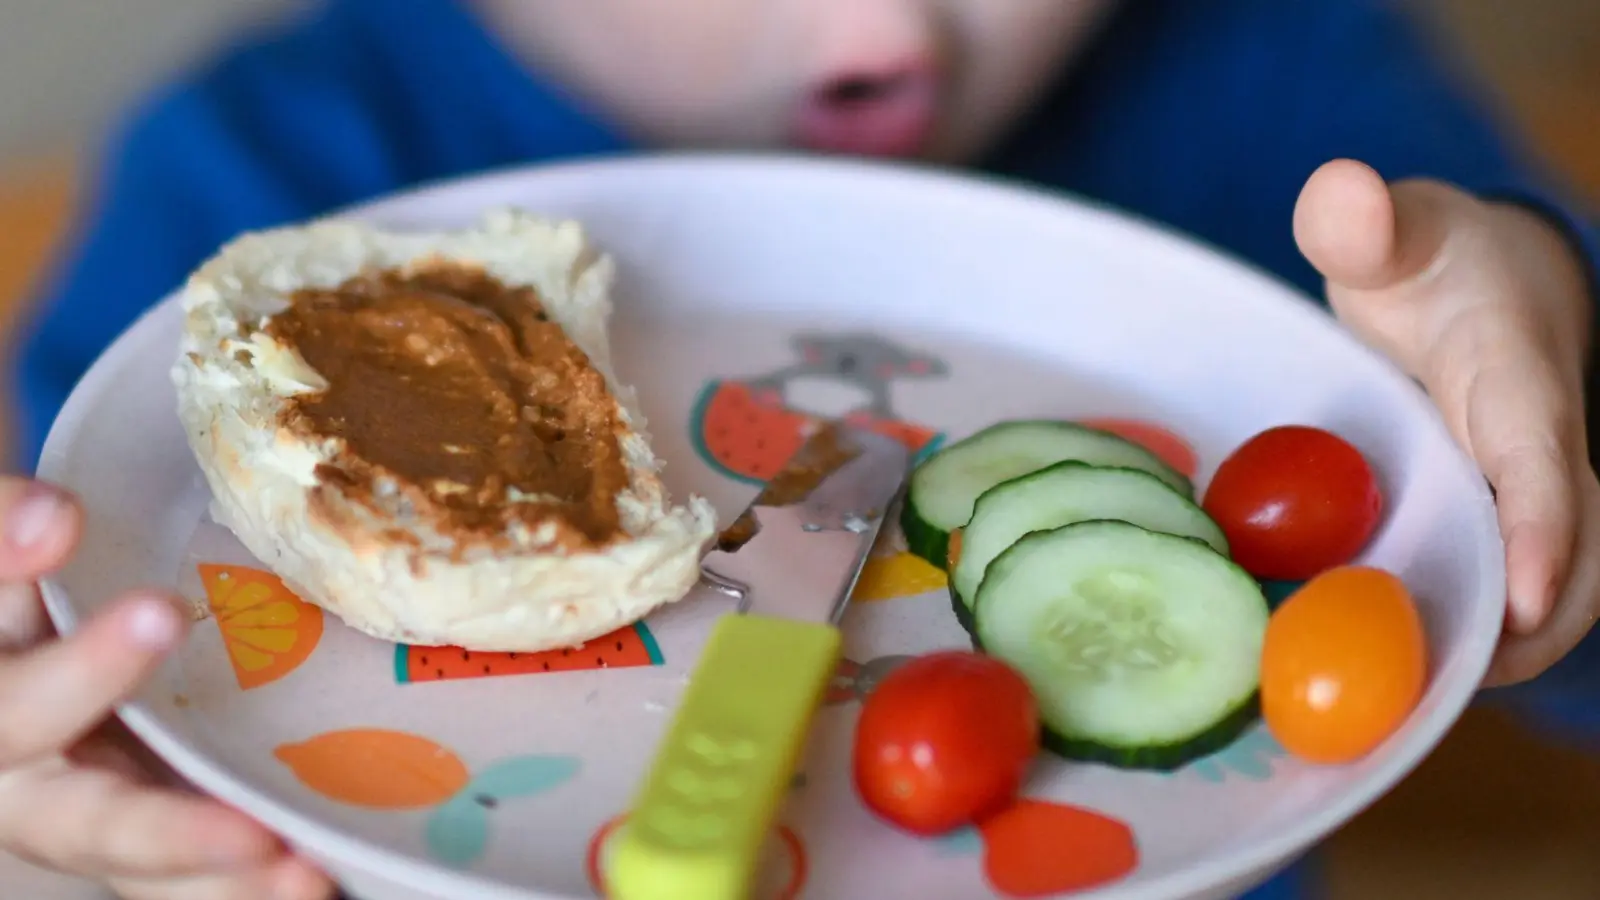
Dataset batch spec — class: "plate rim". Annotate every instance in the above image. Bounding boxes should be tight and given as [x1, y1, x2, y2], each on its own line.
[38, 151, 1506, 900]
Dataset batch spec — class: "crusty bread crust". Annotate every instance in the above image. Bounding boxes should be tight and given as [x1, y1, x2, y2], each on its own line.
[171, 209, 717, 651]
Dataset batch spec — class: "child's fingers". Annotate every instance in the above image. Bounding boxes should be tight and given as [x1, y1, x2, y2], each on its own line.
[0, 478, 84, 582]
[0, 579, 50, 650]
[0, 592, 187, 766]
[1487, 476, 1600, 685]
[0, 480, 86, 651]
[69, 716, 195, 791]
[0, 759, 283, 881]
[1461, 345, 1583, 633]
[1332, 254, 1583, 634]
[1418, 304, 1580, 636]
[0, 479, 88, 650]
[109, 856, 335, 900]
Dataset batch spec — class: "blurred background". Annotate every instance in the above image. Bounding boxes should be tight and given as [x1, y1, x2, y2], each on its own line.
[0, 1, 1596, 897]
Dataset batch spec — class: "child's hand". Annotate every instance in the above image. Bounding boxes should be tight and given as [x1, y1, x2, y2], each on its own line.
[0, 478, 332, 899]
[1294, 159, 1600, 688]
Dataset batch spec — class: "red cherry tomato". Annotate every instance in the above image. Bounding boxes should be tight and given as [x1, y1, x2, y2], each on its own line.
[1261, 566, 1427, 763]
[852, 651, 1038, 835]
[1202, 425, 1383, 581]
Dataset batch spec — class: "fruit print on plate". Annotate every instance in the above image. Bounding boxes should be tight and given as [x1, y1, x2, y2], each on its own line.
[394, 621, 664, 684]
[850, 522, 950, 604]
[690, 332, 947, 483]
[274, 727, 582, 868]
[691, 331, 955, 606]
[197, 563, 324, 690]
[1076, 418, 1199, 480]
[934, 799, 1141, 898]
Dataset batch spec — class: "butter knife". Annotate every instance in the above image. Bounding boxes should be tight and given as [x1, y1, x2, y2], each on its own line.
[606, 422, 910, 900]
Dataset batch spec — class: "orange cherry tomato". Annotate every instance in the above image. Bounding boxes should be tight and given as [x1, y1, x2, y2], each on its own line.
[1260, 566, 1427, 764]
[946, 528, 964, 571]
[852, 651, 1038, 835]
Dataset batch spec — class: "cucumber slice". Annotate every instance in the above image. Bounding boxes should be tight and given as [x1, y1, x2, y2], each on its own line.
[950, 462, 1228, 632]
[974, 520, 1267, 770]
[901, 420, 1192, 567]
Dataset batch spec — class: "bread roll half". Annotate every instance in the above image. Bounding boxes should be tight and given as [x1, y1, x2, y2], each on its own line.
[171, 209, 717, 651]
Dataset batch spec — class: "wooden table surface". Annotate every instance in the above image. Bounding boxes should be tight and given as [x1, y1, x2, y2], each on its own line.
[1, 4, 1598, 896]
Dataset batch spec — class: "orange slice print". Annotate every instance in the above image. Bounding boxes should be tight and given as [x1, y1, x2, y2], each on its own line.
[199, 564, 324, 690]
[274, 728, 471, 809]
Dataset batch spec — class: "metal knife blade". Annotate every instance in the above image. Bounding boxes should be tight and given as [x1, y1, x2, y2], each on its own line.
[700, 422, 910, 624]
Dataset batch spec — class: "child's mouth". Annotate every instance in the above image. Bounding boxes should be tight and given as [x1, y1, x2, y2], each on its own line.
[791, 68, 938, 157]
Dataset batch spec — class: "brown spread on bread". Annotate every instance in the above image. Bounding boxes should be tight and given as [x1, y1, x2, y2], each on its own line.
[264, 263, 629, 550]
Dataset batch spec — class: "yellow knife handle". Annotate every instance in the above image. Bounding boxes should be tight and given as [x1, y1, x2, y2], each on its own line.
[607, 614, 842, 900]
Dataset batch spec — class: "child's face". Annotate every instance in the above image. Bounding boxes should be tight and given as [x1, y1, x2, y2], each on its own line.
[476, 0, 1112, 162]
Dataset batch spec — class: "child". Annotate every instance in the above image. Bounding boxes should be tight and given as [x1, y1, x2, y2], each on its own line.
[5, 1, 1598, 897]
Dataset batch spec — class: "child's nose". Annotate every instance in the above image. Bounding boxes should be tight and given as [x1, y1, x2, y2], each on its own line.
[790, 0, 941, 157]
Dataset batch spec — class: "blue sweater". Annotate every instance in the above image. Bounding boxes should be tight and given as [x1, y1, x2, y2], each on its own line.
[12, 1, 1598, 896]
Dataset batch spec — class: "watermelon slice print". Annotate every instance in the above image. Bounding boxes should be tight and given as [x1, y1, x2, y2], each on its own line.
[690, 332, 950, 485]
[691, 380, 942, 484]
[692, 380, 814, 483]
[394, 621, 663, 684]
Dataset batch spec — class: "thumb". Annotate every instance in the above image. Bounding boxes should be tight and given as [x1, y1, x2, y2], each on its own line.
[1293, 158, 1490, 374]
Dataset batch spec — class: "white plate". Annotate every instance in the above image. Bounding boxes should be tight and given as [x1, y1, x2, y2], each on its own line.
[40, 155, 1503, 900]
